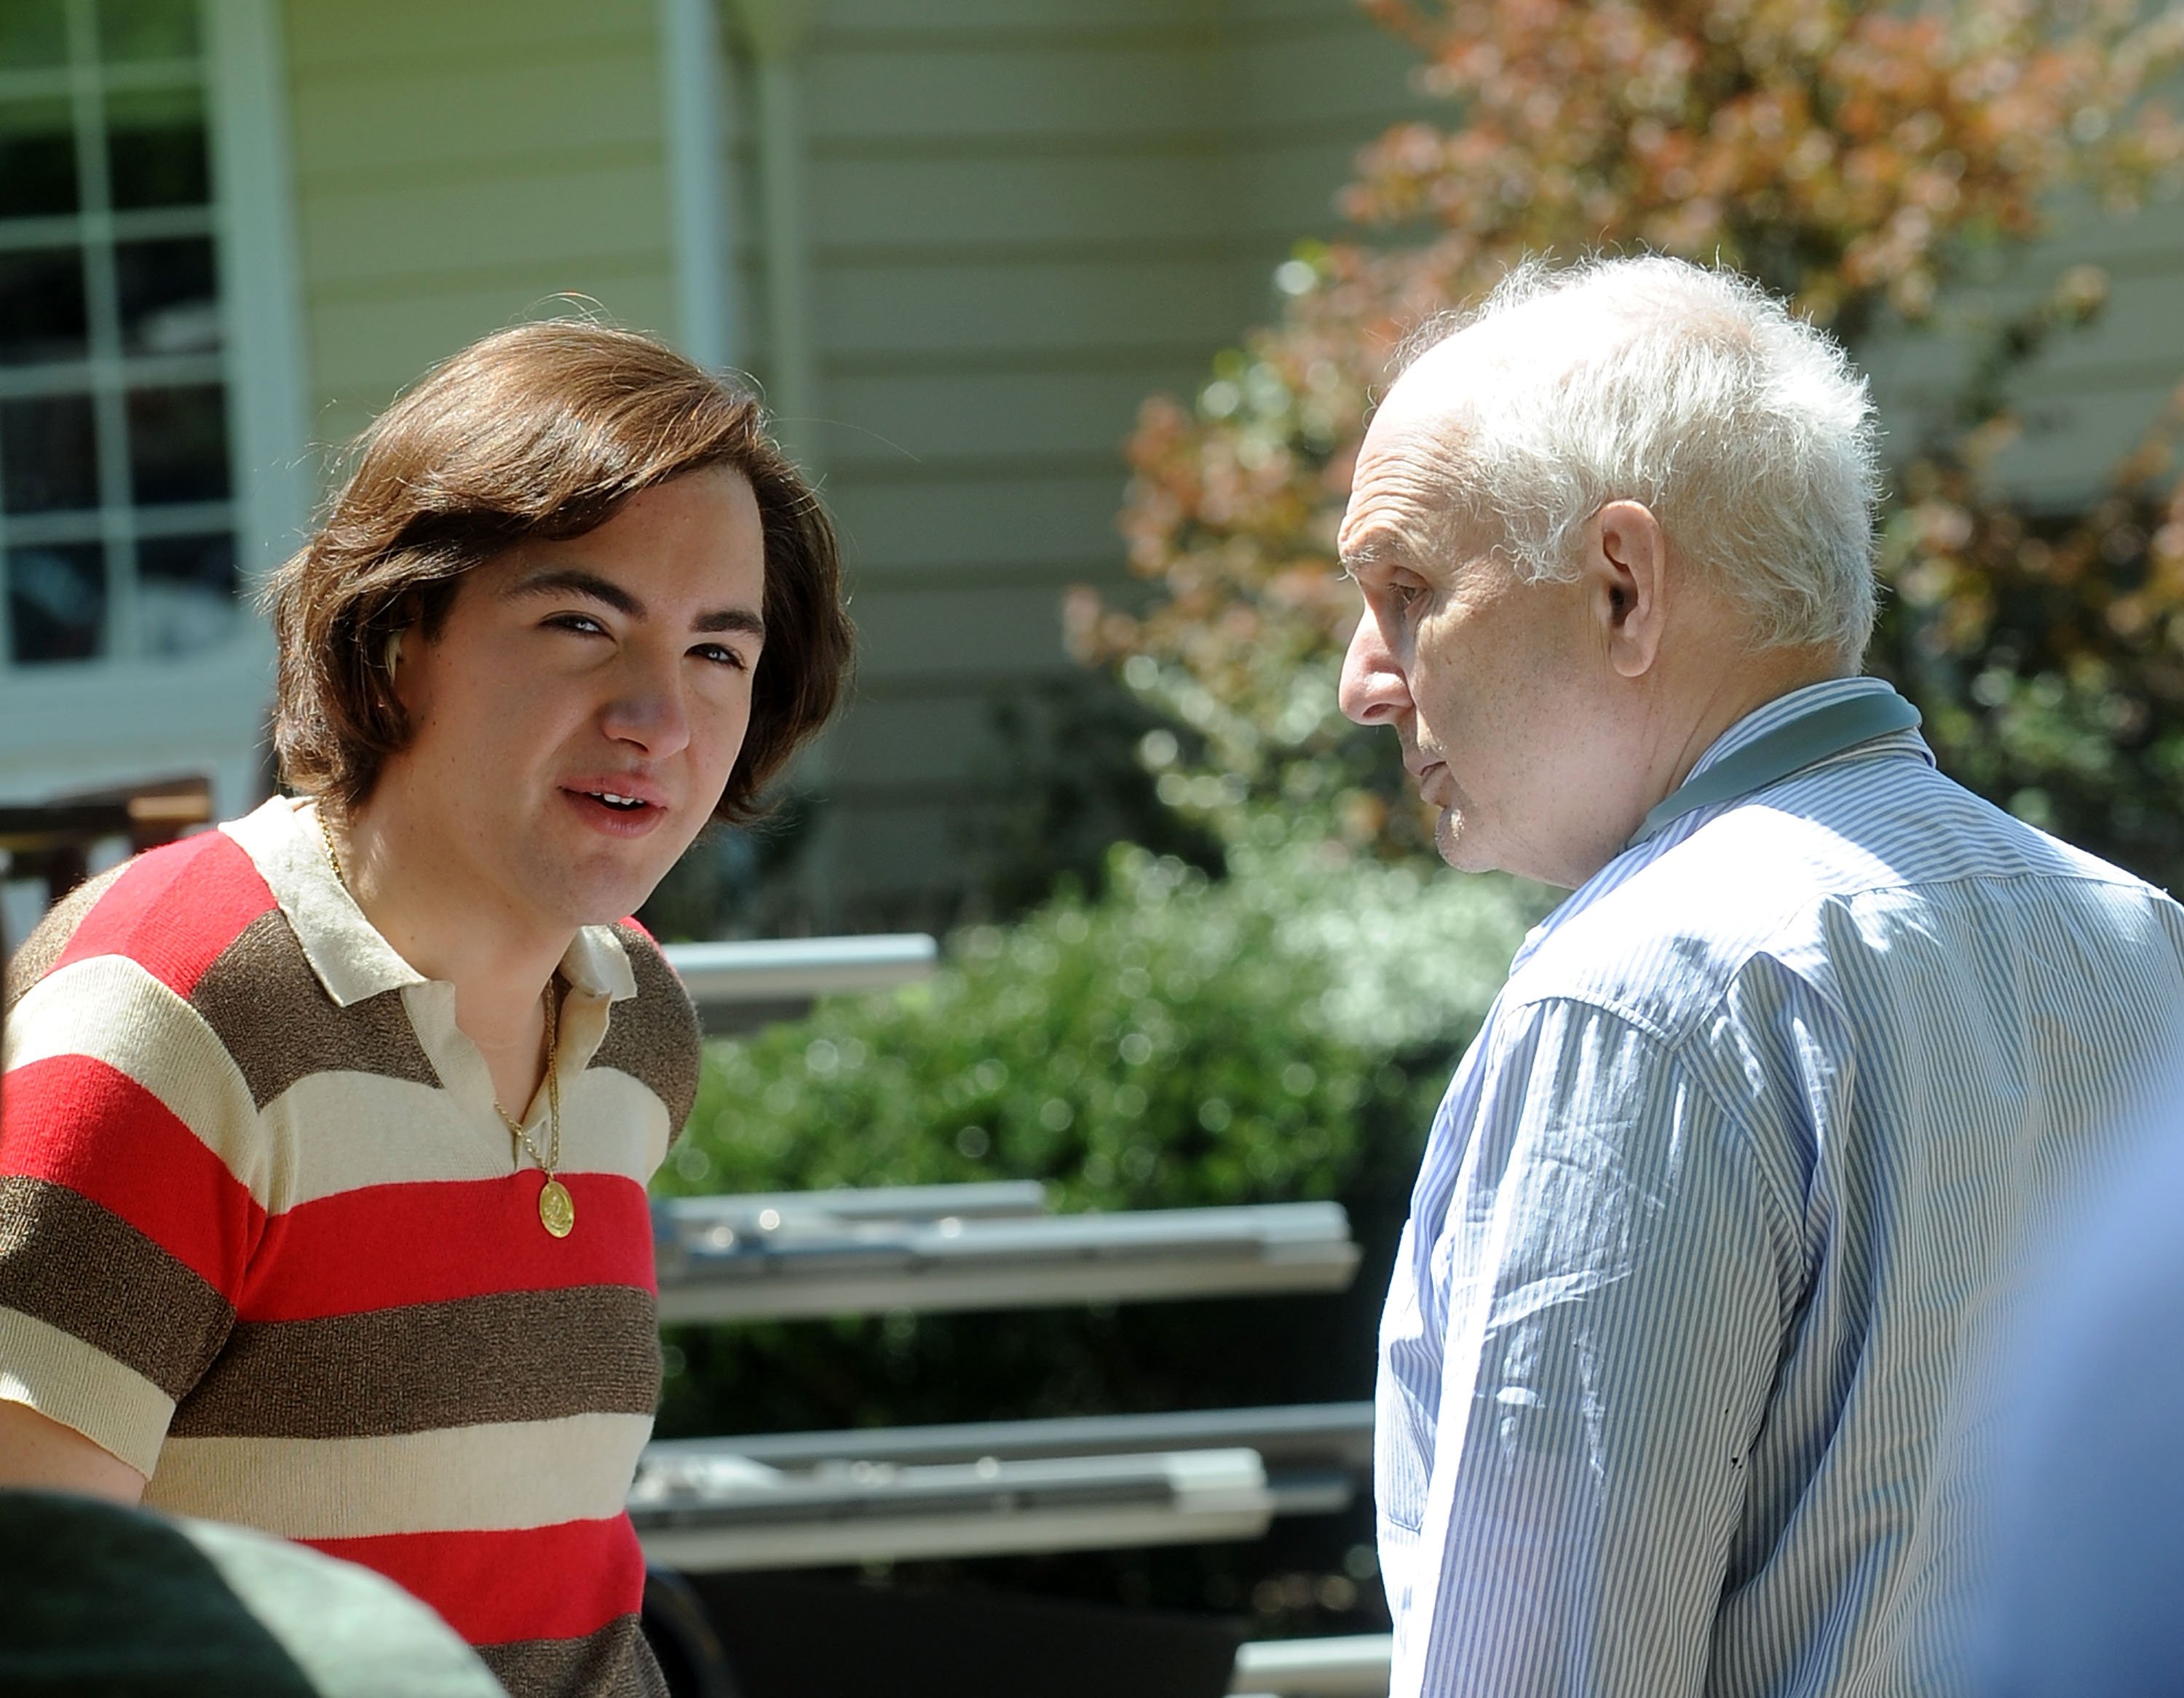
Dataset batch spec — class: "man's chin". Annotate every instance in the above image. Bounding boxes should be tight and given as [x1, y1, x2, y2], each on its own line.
[1433, 808, 1493, 874]
[528, 812, 706, 924]
[533, 853, 682, 931]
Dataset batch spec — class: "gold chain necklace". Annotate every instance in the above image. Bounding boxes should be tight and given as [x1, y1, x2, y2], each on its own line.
[496, 991, 574, 1239]
[317, 803, 575, 1239]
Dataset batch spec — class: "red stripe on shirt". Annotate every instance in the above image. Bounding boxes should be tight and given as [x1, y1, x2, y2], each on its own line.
[0, 1053, 263, 1292]
[304, 1515, 646, 1646]
[237, 1170, 657, 1322]
[54, 832, 275, 998]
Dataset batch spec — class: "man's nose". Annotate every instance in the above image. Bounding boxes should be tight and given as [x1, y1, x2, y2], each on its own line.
[1338, 603, 1411, 727]
[601, 649, 692, 758]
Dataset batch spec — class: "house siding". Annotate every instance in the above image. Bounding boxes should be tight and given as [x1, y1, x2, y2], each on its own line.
[282, 0, 679, 448]
[755, 0, 1423, 921]
[1968, 205, 2184, 507]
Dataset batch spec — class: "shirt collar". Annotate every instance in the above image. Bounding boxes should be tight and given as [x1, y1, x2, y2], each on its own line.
[1508, 676, 1932, 975]
[1679, 675, 1913, 786]
[221, 796, 639, 1009]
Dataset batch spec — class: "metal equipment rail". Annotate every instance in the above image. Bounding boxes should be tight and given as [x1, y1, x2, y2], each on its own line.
[630, 1401, 1374, 1570]
[1230, 1634, 1393, 1697]
[632, 1445, 1274, 1571]
[653, 1190, 1361, 1323]
[660, 934, 937, 1005]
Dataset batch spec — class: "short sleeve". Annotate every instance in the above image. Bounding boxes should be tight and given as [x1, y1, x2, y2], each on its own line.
[594, 924, 700, 1143]
[1, 917, 263, 1475]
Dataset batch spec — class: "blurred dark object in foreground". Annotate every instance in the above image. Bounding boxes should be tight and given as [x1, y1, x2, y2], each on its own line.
[0, 773, 211, 904]
[1969, 1107, 2184, 1696]
[641, 1568, 740, 1698]
[681, 1570, 1243, 1698]
[0, 1489, 503, 1697]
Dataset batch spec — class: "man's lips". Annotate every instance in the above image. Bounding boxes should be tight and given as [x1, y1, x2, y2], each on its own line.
[560, 776, 673, 836]
[1406, 757, 1454, 805]
[561, 774, 670, 810]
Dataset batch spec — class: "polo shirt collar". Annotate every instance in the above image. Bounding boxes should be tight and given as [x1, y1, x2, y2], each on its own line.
[221, 796, 638, 1009]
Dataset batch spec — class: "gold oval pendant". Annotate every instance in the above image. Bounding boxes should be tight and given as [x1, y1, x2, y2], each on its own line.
[538, 1178, 575, 1239]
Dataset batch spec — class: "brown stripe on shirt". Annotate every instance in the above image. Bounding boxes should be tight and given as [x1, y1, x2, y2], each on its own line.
[0, 1175, 232, 1399]
[189, 910, 441, 1108]
[4, 865, 126, 1013]
[169, 1285, 663, 1440]
[593, 927, 700, 1134]
[478, 1615, 668, 1698]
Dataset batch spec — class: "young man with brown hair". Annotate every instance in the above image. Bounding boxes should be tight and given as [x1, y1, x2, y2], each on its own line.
[0, 320, 853, 1697]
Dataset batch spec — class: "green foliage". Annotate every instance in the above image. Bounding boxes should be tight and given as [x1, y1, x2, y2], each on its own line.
[652, 836, 1549, 1453]
[962, 673, 1226, 924]
[657, 833, 1546, 1217]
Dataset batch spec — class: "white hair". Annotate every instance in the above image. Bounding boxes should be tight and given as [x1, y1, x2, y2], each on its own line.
[1400, 255, 1882, 662]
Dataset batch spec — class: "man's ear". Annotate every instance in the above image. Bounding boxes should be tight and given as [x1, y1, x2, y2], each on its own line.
[1586, 500, 1669, 680]
[384, 592, 428, 718]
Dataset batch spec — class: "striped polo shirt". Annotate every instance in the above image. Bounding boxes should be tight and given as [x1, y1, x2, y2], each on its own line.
[0, 795, 700, 1698]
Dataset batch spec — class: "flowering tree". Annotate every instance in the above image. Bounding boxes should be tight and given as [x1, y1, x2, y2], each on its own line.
[1071, 0, 2184, 877]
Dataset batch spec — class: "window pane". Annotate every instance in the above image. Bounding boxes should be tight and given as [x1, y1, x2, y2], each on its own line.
[0, 99, 81, 220]
[8, 541, 106, 662]
[0, 247, 89, 365]
[126, 382, 228, 503]
[116, 236, 218, 354]
[137, 530, 234, 655]
[105, 87, 208, 210]
[97, 0, 199, 62]
[0, 1, 68, 70]
[1, 393, 99, 512]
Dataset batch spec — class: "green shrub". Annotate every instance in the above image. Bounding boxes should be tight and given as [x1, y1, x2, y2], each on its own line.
[649, 836, 1548, 1622]
[655, 836, 1546, 1217]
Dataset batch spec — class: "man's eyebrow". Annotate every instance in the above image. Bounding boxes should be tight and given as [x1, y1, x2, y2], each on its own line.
[505, 568, 645, 618]
[506, 568, 763, 639]
[695, 608, 766, 640]
[1338, 534, 1401, 578]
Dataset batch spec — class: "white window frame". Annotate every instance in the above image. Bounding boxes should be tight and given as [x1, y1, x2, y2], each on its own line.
[0, 0, 309, 816]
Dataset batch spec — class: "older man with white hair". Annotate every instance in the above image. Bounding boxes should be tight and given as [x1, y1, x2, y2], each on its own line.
[1339, 254, 2184, 1697]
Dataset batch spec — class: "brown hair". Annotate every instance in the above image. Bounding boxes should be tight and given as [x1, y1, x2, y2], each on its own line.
[265, 319, 852, 822]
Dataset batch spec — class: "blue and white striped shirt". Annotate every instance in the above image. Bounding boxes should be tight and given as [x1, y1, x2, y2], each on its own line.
[1377, 676, 2184, 1697]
